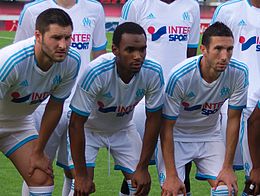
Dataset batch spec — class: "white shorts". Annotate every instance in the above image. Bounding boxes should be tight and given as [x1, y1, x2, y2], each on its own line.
[68, 128, 142, 174]
[156, 140, 225, 186]
[220, 103, 244, 170]
[0, 115, 38, 156]
[133, 99, 156, 164]
[33, 102, 70, 168]
[240, 107, 254, 178]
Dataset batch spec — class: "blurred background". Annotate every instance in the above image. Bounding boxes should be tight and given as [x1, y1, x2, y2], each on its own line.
[0, 0, 229, 33]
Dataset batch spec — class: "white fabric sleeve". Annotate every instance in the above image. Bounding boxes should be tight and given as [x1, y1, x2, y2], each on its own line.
[162, 79, 183, 120]
[119, 0, 139, 23]
[92, 4, 107, 51]
[69, 67, 100, 116]
[14, 8, 35, 43]
[228, 64, 249, 110]
[188, 2, 200, 48]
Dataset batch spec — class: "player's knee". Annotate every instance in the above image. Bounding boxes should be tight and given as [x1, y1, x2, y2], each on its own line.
[27, 170, 53, 186]
[211, 185, 234, 196]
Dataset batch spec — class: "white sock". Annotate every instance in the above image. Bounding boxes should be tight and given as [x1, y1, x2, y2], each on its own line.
[29, 185, 54, 196]
[68, 179, 75, 196]
[211, 185, 233, 196]
[127, 180, 136, 196]
[22, 181, 30, 196]
[62, 176, 72, 196]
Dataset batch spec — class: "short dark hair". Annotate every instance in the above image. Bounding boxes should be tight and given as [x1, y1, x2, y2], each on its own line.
[202, 22, 233, 48]
[113, 22, 146, 47]
[35, 8, 73, 35]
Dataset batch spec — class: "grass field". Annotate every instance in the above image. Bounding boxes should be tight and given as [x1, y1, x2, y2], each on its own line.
[0, 31, 246, 195]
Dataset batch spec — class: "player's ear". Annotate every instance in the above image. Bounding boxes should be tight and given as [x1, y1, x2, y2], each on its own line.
[34, 30, 42, 43]
[200, 44, 207, 55]
[112, 44, 119, 56]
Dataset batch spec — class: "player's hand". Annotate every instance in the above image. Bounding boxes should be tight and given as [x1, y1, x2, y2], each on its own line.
[161, 175, 186, 196]
[74, 175, 95, 196]
[215, 167, 238, 196]
[28, 150, 53, 177]
[250, 168, 260, 195]
[131, 166, 151, 196]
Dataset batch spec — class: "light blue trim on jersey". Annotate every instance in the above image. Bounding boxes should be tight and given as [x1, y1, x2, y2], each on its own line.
[5, 135, 38, 157]
[114, 165, 134, 174]
[162, 114, 178, 120]
[50, 95, 67, 103]
[81, 58, 115, 90]
[195, 173, 217, 180]
[0, 45, 34, 82]
[68, 48, 81, 79]
[166, 59, 197, 96]
[187, 44, 198, 48]
[143, 59, 164, 87]
[228, 105, 246, 110]
[18, 0, 46, 25]
[146, 104, 163, 113]
[121, 0, 135, 20]
[92, 41, 108, 51]
[229, 58, 249, 87]
[69, 105, 91, 117]
[258, 101, 260, 109]
[211, 0, 243, 23]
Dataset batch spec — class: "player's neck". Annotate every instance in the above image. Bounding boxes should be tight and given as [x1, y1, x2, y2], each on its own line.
[116, 64, 135, 84]
[34, 45, 54, 72]
[251, 0, 260, 8]
[55, 0, 76, 9]
[160, 0, 175, 4]
[200, 57, 221, 83]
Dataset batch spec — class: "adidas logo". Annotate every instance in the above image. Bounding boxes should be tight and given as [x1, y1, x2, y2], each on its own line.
[19, 80, 29, 87]
[238, 19, 246, 26]
[146, 13, 155, 19]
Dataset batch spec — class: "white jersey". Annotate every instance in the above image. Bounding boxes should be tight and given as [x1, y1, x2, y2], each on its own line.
[15, 0, 107, 80]
[163, 55, 248, 142]
[0, 37, 80, 120]
[120, 0, 200, 79]
[70, 53, 164, 133]
[212, 0, 260, 107]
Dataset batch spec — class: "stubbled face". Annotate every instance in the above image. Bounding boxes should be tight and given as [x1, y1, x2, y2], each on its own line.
[36, 24, 72, 63]
[113, 33, 147, 75]
[201, 36, 234, 73]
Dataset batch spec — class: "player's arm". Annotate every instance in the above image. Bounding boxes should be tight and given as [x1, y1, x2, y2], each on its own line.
[216, 108, 242, 195]
[160, 118, 186, 196]
[248, 102, 260, 194]
[29, 97, 64, 176]
[92, 49, 106, 60]
[69, 111, 95, 195]
[187, 48, 197, 58]
[132, 108, 162, 195]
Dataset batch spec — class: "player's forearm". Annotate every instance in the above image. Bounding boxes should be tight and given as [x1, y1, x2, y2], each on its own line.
[248, 113, 260, 169]
[34, 100, 63, 152]
[160, 119, 178, 177]
[137, 110, 162, 168]
[69, 114, 88, 176]
[223, 111, 241, 168]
